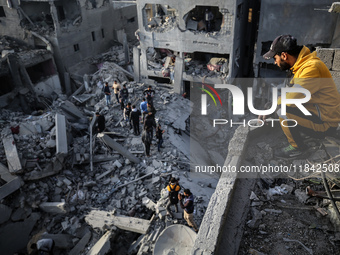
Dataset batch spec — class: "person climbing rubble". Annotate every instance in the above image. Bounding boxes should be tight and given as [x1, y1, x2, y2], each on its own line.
[123, 102, 132, 129]
[95, 112, 105, 133]
[156, 123, 165, 152]
[141, 128, 152, 157]
[140, 98, 148, 123]
[144, 112, 156, 142]
[178, 189, 199, 233]
[120, 84, 129, 103]
[259, 35, 340, 158]
[166, 177, 181, 218]
[143, 85, 156, 105]
[130, 105, 141, 135]
[112, 80, 121, 103]
[103, 82, 111, 106]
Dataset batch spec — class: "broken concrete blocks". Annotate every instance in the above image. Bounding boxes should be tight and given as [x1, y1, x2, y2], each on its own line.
[39, 201, 68, 214]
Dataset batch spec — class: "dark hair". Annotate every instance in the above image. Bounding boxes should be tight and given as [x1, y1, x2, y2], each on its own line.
[184, 189, 191, 195]
[105, 82, 108, 85]
[127, 102, 131, 106]
[123, 84, 126, 87]
[96, 112, 100, 115]
[132, 105, 136, 108]
[142, 98, 146, 101]
[148, 86, 152, 89]
[170, 177, 177, 183]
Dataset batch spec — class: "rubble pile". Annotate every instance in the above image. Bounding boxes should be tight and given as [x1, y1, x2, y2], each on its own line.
[148, 15, 177, 33]
[239, 131, 340, 255]
[184, 56, 229, 79]
[0, 62, 217, 254]
[90, 45, 133, 66]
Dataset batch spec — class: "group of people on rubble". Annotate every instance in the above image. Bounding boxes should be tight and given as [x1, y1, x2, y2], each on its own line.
[166, 177, 199, 233]
[97, 81, 165, 157]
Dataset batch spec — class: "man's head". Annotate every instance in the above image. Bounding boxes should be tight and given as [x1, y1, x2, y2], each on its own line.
[263, 35, 301, 71]
[127, 102, 131, 108]
[123, 84, 126, 88]
[148, 86, 152, 90]
[184, 189, 191, 197]
[132, 105, 136, 109]
[170, 177, 177, 184]
[147, 103, 151, 107]
[142, 98, 146, 102]
[114, 80, 117, 84]
[105, 82, 108, 86]
[96, 112, 100, 116]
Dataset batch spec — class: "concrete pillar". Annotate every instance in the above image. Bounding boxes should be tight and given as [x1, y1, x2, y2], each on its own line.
[140, 48, 148, 81]
[49, 2, 61, 34]
[133, 47, 140, 82]
[174, 56, 184, 94]
[123, 33, 129, 64]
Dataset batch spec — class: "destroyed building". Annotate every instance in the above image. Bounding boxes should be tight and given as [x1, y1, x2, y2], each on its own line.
[1, 0, 340, 255]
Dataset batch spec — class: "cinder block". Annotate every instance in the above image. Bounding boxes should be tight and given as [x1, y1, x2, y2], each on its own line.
[316, 48, 334, 70]
[330, 71, 340, 93]
[333, 49, 340, 71]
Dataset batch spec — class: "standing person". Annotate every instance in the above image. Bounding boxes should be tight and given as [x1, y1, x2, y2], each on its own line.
[103, 82, 111, 106]
[95, 112, 105, 133]
[178, 189, 198, 233]
[141, 129, 152, 157]
[156, 123, 165, 152]
[123, 103, 132, 129]
[147, 102, 157, 119]
[144, 112, 156, 142]
[112, 80, 121, 103]
[143, 86, 155, 105]
[166, 177, 181, 218]
[121, 84, 129, 103]
[259, 35, 340, 158]
[119, 95, 125, 111]
[130, 105, 141, 135]
[30, 238, 55, 255]
[140, 98, 148, 123]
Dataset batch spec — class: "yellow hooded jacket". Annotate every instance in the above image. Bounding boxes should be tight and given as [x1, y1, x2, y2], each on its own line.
[279, 46, 340, 125]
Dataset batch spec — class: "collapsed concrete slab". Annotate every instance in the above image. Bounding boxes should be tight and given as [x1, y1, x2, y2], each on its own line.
[69, 231, 92, 255]
[60, 100, 87, 121]
[98, 134, 140, 164]
[55, 113, 68, 154]
[2, 129, 22, 174]
[39, 202, 67, 214]
[87, 231, 112, 255]
[85, 210, 150, 234]
[0, 213, 40, 255]
[0, 162, 22, 201]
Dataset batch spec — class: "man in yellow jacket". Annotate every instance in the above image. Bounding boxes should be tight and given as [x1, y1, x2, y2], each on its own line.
[261, 35, 340, 158]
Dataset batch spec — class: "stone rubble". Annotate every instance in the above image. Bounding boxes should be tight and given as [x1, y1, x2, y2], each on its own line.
[0, 53, 217, 254]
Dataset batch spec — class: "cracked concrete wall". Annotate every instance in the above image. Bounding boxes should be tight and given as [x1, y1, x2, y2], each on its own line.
[255, 0, 338, 68]
[136, 0, 246, 92]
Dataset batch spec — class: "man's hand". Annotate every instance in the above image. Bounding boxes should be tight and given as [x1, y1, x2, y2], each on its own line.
[178, 194, 182, 200]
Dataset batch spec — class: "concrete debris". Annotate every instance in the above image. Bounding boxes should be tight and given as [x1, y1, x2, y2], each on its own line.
[87, 231, 112, 255]
[0, 41, 216, 255]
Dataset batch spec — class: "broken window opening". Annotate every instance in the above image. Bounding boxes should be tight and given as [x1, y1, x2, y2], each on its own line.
[74, 44, 80, 52]
[92, 31, 96, 41]
[148, 76, 172, 84]
[143, 4, 177, 33]
[146, 48, 176, 79]
[25, 59, 57, 84]
[20, 2, 55, 33]
[55, 0, 82, 28]
[128, 17, 135, 23]
[0, 6, 6, 17]
[0, 75, 14, 96]
[183, 6, 223, 33]
[184, 52, 229, 78]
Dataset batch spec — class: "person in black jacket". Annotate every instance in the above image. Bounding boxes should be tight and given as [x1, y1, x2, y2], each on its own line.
[146, 103, 157, 119]
[120, 84, 129, 103]
[130, 105, 141, 135]
[141, 130, 152, 156]
[179, 189, 198, 233]
[143, 85, 155, 105]
[156, 123, 165, 152]
[103, 82, 111, 106]
[143, 112, 156, 142]
[96, 112, 105, 133]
